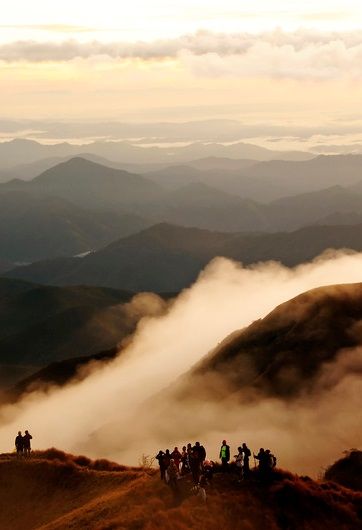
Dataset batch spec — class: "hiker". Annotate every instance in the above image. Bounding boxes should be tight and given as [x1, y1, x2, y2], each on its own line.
[167, 459, 180, 496]
[163, 450, 171, 482]
[234, 446, 243, 479]
[254, 447, 272, 477]
[242, 442, 251, 478]
[23, 430, 32, 457]
[156, 450, 166, 480]
[265, 449, 277, 469]
[203, 460, 214, 482]
[171, 447, 182, 471]
[219, 440, 230, 471]
[15, 431, 23, 457]
[193, 441, 206, 464]
[181, 446, 190, 475]
[190, 447, 201, 484]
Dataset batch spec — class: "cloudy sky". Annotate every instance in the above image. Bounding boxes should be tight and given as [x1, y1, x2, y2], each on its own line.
[1, 0, 362, 129]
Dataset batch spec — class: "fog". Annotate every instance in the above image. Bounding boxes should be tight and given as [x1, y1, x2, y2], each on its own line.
[0, 250, 361, 475]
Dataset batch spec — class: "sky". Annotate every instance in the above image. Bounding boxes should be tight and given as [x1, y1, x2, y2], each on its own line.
[1, 1, 362, 127]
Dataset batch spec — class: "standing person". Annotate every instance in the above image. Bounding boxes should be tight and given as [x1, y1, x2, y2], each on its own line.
[242, 443, 251, 478]
[23, 430, 32, 457]
[181, 446, 190, 475]
[171, 447, 182, 471]
[234, 446, 243, 480]
[155, 450, 166, 480]
[15, 431, 23, 457]
[190, 447, 201, 484]
[219, 440, 230, 471]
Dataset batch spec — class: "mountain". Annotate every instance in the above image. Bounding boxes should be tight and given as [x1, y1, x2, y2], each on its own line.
[178, 283, 362, 399]
[324, 450, 362, 491]
[1, 157, 164, 211]
[0, 190, 149, 262]
[267, 185, 362, 231]
[0, 279, 141, 387]
[0, 138, 313, 170]
[145, 154, 362, 203]
[0, 451, 360, 530]
[5, 222, 362, 291]
[138, 182, 270, 232]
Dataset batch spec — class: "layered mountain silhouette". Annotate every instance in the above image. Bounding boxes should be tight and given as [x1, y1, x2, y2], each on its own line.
[176, 283, 362, 399]
[0, 190, 149, 261]
[0, 278, 162, 387]
[5, 223, 362, 291]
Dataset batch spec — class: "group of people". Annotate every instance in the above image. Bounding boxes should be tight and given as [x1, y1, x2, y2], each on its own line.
[14, 430, 32, 457]
[156, 439, 277, 494]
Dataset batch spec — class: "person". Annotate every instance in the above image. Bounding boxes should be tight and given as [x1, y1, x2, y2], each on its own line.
[242, 443, 251, 478]
[265, 449, 277, 469]
[203, 460, 214, 482]
[167, 459, 180, 496]
[219, 440, 230, 471]
[193, 441, 206, 464]
[163, 450, 171, 482]
[190, 446, 201, 484]
[155, 450, 166, 480]
[23, 430, 32, 457]
[234, 446, 243, 480]
[181, 446, 190, 475]
[171, 447, 182, 471]
[255, 447, 274, 479]
[15, 431, 23, 457]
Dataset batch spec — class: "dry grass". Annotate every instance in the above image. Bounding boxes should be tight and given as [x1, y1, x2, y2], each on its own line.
[0, 451, 361, 530]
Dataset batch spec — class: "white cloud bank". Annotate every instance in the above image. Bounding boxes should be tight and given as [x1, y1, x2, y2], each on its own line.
[1, 29, 362, 79]
[0, 251, 361, 475]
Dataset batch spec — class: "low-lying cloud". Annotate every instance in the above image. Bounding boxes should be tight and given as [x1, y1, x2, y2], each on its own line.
[0, 251, 361, 475]
[1, 29, 362, 79]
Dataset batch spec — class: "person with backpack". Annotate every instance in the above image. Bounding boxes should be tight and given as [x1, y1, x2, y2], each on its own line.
[219, 440, 230, 471]
[171, 447, 182, 471]
[242, 442, 251, 478]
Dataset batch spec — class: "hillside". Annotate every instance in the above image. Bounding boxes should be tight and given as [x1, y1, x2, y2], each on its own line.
[0, 279, 166, 387]
[0, 190, 149, 261]
[5, 222, 362, 291]
[1, 157, 164, 211]
[0, 450, 360, 530]
[181, 283, 362, 399]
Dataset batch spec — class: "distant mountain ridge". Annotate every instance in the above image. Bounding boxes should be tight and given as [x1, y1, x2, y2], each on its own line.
[5, 222, 362, 292]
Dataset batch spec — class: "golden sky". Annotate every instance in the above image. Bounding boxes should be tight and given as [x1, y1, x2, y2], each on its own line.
[1, 1, 362, 122]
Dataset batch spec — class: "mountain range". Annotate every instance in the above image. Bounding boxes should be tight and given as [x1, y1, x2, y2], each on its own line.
[0, 279, 167, 388]
[5, 222, 362, 292]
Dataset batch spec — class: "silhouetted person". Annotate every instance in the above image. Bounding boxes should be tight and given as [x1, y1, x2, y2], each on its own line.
[15, 431, 23, 457]
[181, 446, 190, 475]
[219, 440, 230, 471]
[23, 430, 32, 457]
[167, 459, 180, 498]
[242, 443, 251, 477]
[171, 447, 182, 471]
[234, 446, 243, 479]
[156, 450, 166, 480]
[192, 441, 206, 464]
[203, 460, 214, 482]
[190, 447, 201, 484]
[265, 449, 277, 469]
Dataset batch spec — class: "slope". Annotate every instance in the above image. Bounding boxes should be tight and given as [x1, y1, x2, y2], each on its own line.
[5, 222, 362, 291]
[182, 282, 362, 399]
[0, 190, 149, 262]
[0, 279, 140, 386]
[0, 450, 360, 530]
[1, 157, 164, 211]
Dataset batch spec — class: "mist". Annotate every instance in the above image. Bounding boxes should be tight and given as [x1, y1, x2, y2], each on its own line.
[0, 250, 361, 475]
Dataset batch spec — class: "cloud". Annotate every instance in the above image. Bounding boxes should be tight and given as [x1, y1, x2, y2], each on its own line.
[0, 29, 362, 79]
[0, 251, 361, 475]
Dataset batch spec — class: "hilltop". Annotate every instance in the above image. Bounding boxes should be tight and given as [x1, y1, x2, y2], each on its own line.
[0, 450, 360, 530]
